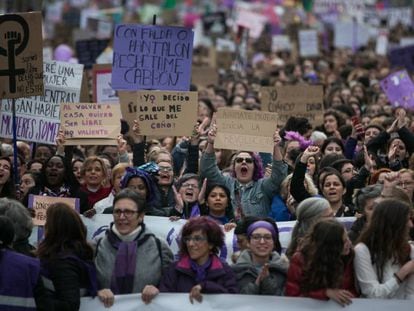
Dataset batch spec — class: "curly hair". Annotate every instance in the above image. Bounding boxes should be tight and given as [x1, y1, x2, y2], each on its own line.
[230, 151, 264, 181]
[179, 216, 224, 256]
[357, 199, 411, 282]
[300, 220, 349, 292]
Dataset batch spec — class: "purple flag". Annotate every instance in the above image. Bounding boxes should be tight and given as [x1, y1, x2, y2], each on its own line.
[380, 70, 414, 110]
[112, 25, 194, 91]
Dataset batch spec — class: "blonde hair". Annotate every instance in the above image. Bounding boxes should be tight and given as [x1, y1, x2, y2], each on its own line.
[80, 156, 108, 178]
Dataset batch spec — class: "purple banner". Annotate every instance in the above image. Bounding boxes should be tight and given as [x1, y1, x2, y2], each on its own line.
[112, 24, 194, 91]
[389, 45, 414, 72]
[380, 70, 414, 110]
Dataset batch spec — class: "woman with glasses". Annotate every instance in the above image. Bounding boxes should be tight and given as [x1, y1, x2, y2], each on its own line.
[141, 217, 238, 304]
[94, 189, 173, 307]
[232, 219, 288, 295]
[354, 199, 414, 299]
[170, 173, 203, 219]
[200, 125, 287, 218]
[286, 220, 358, 306]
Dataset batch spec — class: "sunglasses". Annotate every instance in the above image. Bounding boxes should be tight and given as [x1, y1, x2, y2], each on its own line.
[235, 157, 253, 164]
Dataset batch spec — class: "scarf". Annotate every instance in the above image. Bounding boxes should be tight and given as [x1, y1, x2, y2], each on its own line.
[189, 256, 212, 283]
[107, 223, 144, 294]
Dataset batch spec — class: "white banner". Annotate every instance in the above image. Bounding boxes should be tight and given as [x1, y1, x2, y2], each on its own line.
[31, 215, 355, 263]
[80, 293, 414, 311]
[0, 61, 84, 144]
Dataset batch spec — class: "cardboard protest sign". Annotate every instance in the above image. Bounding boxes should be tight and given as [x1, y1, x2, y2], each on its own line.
[0, 61, 84, 144]
[380, 70, 414, 110]
[92, 64, 119, 103]
[298, 30, 319, 57]
[28, 195, 79, 226]
[191, 66, 218, 88]
[261, 85, 324, 127]
[0, 11, 43, 99]
[60, 102, 121, 145]
[112, 25, 194, 91]
[389, 45, 414, 72]
[118, 91, 197, 137]
[215, 108, 279, 153]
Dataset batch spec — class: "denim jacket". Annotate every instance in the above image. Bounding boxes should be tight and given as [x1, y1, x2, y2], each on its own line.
[200, 152, 287, 217]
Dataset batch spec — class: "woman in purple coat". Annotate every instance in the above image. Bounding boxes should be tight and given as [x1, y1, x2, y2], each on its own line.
[141, 217, 238, 304]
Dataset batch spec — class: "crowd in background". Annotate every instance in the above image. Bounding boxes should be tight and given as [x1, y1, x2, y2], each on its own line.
[1, 0, 414, 310]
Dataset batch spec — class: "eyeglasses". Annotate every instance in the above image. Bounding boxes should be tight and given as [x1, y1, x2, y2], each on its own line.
[181, 183, 199, 189]
[250, 234, 273, 242]
[182, 235, 208, 243]
[158, 166, 173, 172]
[113, 209, 139, 217]
[235, 157, 253, 164]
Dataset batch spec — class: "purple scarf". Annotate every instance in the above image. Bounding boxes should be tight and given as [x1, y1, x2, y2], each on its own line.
[189, 256, 212, 283]
[107, 224, 144, 294]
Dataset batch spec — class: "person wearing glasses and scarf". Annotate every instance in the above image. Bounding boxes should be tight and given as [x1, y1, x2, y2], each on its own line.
[232, 219, 288, 295]
[140, 217, 238, 305]
[94, 189, 173, 307]
[200, 125, 287, 218]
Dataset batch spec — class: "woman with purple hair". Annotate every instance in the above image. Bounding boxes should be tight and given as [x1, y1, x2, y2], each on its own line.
[200, 125, 287, 218]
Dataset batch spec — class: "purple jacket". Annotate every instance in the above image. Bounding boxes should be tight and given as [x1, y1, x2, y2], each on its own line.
[159, 255, 239, 294]
[0, 249, 40, 310]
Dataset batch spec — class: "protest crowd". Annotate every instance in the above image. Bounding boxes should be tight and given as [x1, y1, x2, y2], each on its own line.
[1, 0, 414, 310]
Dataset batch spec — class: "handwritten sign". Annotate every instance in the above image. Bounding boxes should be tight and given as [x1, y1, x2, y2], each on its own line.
[92, 64, 119, 103]
[0, 11, 43, 99]
[112, 25, 194, 91]
[261, 85, 324, 127]
[298, 30, 319, 57]
[118, 90, 197, 136]
[60, 102, 121, 145]
[389, 45, 414, 72]
[380, 70, 414, 110]
[0, 61, 83, 144]
[272, 35, 292, 52]
[215, 108, 279, 153]
[28, 195, 79, 226]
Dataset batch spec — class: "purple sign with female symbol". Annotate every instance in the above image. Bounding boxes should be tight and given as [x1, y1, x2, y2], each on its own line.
[380, 70, 414, 110]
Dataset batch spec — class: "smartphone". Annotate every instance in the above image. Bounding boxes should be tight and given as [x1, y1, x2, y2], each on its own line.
[351, 116, 365, 137]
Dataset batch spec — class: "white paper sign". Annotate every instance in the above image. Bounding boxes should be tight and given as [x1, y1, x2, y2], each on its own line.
[0, 61, 84, 144]
[298, 30, 319, 57]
